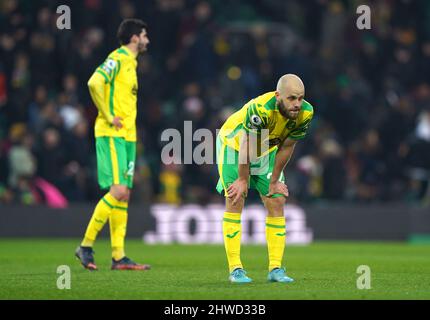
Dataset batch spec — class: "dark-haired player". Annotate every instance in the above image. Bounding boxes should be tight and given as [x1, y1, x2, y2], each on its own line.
[75, 19, 150, 271]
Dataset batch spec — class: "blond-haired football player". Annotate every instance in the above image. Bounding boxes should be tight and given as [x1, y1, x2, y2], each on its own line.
[216, 74, 314, 283]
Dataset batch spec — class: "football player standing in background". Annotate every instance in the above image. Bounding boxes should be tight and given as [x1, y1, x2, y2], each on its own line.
[75, 19, 151, 271]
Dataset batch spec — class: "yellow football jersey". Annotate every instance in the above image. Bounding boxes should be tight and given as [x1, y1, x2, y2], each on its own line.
[219, 91, 314, 153]
[92, 46, 138, 141]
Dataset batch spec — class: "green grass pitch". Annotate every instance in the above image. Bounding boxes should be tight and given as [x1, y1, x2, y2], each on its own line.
[0, 239, 429, 300]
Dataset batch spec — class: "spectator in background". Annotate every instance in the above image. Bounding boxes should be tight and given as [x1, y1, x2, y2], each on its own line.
[28, 85, 48, 130]
[355, 130, 386, 201]
[158, 163, 182, 205]
[402, 110, 430, 201]
[320, 139, 346, 200]
[8, 52, 31, 122]
[35, 127, 66, 191]
[33, 100, 63, 133]
[29, 7, 57, 88]
[6, 123, 37, 205]
[0, 64, 8, 142]
[7, 124, 36, 188]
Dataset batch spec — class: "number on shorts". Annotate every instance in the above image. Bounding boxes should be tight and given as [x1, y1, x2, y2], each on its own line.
[127, 161, 135, 177]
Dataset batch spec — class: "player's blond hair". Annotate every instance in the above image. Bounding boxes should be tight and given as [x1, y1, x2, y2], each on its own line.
[276, 74, 304, 94]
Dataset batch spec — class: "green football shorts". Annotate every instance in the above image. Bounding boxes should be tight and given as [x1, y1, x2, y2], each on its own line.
[215, 136, 285, 198]
[95, 137, 136, 190]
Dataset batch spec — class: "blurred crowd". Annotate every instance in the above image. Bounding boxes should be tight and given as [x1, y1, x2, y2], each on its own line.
[1, 0, 430, 207]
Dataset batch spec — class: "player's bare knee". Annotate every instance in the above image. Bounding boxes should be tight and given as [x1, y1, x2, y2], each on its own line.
[225, 197, 244, 214]
[265, 196, 285, 217]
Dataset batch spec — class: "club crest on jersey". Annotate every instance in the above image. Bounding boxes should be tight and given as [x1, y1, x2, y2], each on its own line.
[286, 120, 296, 130]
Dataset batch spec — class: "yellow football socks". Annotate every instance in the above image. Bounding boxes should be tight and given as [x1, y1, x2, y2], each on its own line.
[223, 212, 243, 272]
[81, 193, 118, 247]
[110, 200, 128, 261]
[266, 216, 286, 271]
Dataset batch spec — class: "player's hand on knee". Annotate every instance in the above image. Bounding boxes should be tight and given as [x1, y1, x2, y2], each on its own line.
[227, 178, 248, 205]
[266, 181, 289, 198]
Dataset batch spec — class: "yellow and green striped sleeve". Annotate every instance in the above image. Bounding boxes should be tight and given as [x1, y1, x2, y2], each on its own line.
[242, 102, 270, 134]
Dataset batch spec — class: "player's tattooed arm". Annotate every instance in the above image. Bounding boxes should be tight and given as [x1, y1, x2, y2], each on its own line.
[266, 138, 297, 197]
